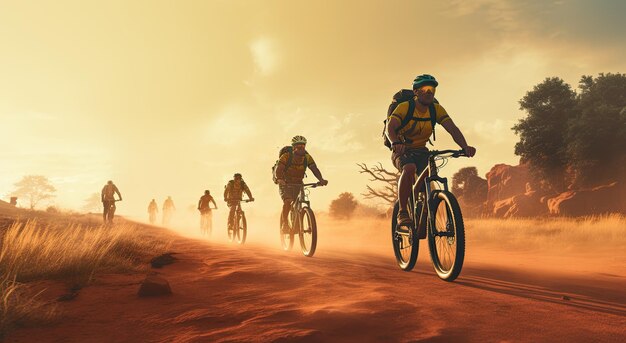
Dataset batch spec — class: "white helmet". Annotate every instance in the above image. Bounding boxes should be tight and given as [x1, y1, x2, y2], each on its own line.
[291, 135, 307, 146]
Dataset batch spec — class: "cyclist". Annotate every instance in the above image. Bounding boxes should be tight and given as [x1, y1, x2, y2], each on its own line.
[198, 190, 217, 213]
[224, 173, 254, 229]
[275, 135, 328, 233]
[148, 199, 158, 224]
[386, 74, 476, 230]
[101, 180, 122, 224]
[162, 196, 176, 225]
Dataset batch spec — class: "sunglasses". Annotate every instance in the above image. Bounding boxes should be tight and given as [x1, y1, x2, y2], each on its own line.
[293, 144, 305, 150]
[419, 85, 436, 94]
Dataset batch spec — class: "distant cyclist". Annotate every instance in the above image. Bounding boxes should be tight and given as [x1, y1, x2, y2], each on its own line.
[162, 196, 176, 226]
[385, 74, 476, 229]
[148, 199, 158, 224]
[101, 180, 122, 224]
[274, 135, 328, 233]
[198, 190, 217, 213]
[224, 174, 254, 229]
[198, 190, 218, 234]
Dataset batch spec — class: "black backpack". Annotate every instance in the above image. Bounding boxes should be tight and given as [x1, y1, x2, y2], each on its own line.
[271, 146, 308, 184]
[382, 89, 438, 149]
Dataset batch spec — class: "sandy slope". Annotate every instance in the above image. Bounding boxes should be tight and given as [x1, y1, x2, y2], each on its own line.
[5, 218, 626, 343]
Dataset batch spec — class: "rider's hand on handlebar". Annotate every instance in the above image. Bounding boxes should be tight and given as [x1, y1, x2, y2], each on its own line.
[392, 142, 406, 155]
[462, 146, 476, 157]
[318, 179, 328, 186]
[277, 179, 286, 186]
[249, 198, 255, 202]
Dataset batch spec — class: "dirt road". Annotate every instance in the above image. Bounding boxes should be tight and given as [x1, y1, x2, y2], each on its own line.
[7, 220, 626, 343]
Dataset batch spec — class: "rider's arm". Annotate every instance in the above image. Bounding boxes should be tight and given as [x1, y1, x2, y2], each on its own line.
[101, 187, 105, 202]
[386, 117, 403, 145]
[198, 198, 202, 209]
[309, 164, 325, 182]
[223, 184, 230, 201]
[210, 197, 217, 208]
[244, 184, 253, 200]
[440, 119, 475, 156]
[114, 186, 122, 201]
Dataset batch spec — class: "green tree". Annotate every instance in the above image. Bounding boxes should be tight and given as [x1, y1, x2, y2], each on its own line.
[11, 175, 56, 209]
[452, 167, 487, 204]
[566, 73, 626, 187]
[329, 192, 358, 220]
[512, 77, 577, 192]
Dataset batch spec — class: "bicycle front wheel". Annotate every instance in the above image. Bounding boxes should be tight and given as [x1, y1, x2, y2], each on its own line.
[391, 200, 418, 271]
[427, 190, 465, 281]
[280, 212, 295, 251]
[299, 207, 317, 257]
[237, 213, 247, 245]
[228, 214, 237, 243]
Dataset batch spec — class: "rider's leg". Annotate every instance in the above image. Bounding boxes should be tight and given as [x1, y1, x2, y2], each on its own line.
[109, 204, 116, 223]
[398, 163, 417, 211]
[281, 199, 292, 226]
[102, 202, 108, 223]
[227, 204, 235, 228]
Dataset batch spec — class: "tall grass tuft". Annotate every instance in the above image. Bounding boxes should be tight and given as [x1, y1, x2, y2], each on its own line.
[0, 274, 57, 339]
[0, 220, 170, 283]
[0, 219, 170, 338]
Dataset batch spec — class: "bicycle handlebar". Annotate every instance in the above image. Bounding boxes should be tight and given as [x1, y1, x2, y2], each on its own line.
[302, 182, 327, 188]
[430, 149, 467, 158]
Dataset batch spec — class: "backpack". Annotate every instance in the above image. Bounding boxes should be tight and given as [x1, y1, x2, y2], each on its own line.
[382, 89, 439, 149]
[271, 146, 309, 184]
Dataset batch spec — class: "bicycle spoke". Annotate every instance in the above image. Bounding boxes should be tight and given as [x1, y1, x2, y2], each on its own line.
[434, 200, 456, 272]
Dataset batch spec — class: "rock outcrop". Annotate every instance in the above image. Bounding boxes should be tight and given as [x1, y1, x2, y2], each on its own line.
[547, 182, 625, 216]
[138, 274, 172, 297]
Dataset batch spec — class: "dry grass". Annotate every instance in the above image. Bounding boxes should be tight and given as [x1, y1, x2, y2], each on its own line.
[0, 219, 171, 338]
[465, 214, 626, 252]
[1, 274, 57, 339]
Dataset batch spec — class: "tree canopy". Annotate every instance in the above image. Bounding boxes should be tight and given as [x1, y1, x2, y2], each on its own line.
[513, 73, 626, 190]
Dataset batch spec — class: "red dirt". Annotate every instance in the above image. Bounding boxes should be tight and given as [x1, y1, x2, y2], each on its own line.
[5, 219, 626, 343]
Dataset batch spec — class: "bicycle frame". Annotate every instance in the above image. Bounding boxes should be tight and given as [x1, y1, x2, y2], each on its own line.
[288, 183, 317, 225]
[411, 150, 464, 237]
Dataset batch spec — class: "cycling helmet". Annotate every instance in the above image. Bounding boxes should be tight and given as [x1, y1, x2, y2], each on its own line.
[205, 190, 210, 195]
[413, 74, 438, 89]
[234, 173, 242, 178]
[291, 135, 307, 146]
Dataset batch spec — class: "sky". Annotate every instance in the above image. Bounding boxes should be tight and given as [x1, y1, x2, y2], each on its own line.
[1, 0, 625, 219]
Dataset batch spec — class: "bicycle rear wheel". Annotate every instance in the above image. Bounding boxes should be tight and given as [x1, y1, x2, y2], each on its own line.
[280, 212, 294, 251]
[391, 200, 418, 271]
[237, 212, 247, 245]
[427, 190, 465, 281]
[299, 207, 317, 257]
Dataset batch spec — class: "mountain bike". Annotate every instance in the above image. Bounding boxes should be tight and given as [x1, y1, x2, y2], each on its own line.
[228, 199, 253, 244]
[391, 149, 467, 281]
[200, 206, 217, 236]
[103, 198, 121, 226]
[280, 182, 325, 257]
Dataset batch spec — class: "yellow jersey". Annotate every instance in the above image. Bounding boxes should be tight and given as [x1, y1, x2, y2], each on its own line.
[390, 101, 451, 149]
[278, 152, 316, 184]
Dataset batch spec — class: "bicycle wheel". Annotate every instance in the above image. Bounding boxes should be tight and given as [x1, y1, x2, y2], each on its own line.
[427, 190, 465, 281]
[299, 207, 317, 257]
[237, 212, 247, 245]
[280, 211, 295, 251]
[228, 213, 237, 243]
[391, 199, 419, 271]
